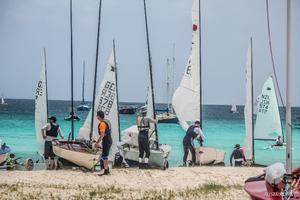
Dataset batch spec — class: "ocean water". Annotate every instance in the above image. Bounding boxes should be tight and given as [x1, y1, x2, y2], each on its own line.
[1, 99, 300, 167]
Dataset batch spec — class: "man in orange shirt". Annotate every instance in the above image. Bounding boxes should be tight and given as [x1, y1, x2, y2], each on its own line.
[95, 111, 112, 175]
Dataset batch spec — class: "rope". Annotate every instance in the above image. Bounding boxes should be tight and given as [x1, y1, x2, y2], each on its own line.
[266, 0, 285, 108]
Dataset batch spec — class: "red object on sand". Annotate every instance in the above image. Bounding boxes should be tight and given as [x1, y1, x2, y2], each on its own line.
[244, 168, 300, 200]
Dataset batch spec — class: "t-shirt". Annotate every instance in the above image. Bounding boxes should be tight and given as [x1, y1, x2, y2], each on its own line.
[98, 121, 108, 136]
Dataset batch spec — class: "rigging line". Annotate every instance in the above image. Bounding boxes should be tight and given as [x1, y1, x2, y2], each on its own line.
[266, 0, 285, 108]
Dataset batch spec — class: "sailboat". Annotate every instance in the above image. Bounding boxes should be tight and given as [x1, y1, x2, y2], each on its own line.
[157, 58, 178, 124]
[230, 104, 238, 113]
[52, 0, 102, 170]
[35, 48, 49, 158]
[244, 1, 300, 198]
[172, 0, 225, 166]
[1, 95, 8, 106]
[53, 49, 119, 170]
[255, 77, 284, 150]
[77, 61, 90, 111]
[120, 0, 171, 169]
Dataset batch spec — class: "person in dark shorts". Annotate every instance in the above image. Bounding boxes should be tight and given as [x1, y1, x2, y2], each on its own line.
[182, 120, 204, 166]
[42, 116, 64, 169]
[95, 111, 112, 176]
[230, 144, 246, 167]
[136, 106, 157, 169]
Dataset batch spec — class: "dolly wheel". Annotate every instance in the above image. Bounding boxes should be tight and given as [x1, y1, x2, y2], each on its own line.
[163, 160, 169, 170]
[24, 158, 34, 171]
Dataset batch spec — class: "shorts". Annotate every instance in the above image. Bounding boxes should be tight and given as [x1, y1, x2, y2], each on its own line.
[44, 141, 55, 159]
[102, 136, 112, 160]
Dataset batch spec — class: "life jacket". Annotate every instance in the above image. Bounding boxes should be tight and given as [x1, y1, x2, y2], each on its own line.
[137, 117, 150, 131]
[98, 120, 111, 137]
[233, 149, 244, 161]
[46, 124, 59, 137]
[183, 125, 198, 145]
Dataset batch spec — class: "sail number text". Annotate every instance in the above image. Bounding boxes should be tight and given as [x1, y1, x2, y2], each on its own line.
[98, 81, 115, 115]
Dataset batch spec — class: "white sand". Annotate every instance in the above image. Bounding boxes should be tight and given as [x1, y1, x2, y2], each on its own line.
[0, 167, 264, 200]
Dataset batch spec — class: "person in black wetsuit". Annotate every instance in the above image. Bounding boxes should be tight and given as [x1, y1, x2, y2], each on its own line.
[271, 136, 283, 147]
[136, 106, 157, 169]
[95, 111, 112, 176]
[230, 144, 246, 167]
[42, 116, 64, 169]
[182, 120, 204, 166]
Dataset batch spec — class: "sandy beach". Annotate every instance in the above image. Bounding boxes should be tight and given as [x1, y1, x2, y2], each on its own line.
[0, 166, 264, 200]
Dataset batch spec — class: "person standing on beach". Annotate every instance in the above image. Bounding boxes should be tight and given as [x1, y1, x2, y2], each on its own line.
[136, 106, 157, 169]
[42, 116, 64, 170]
[230, 144, 246, 167]
[182, 120, 204, 166]
[95, 111, 112, 176]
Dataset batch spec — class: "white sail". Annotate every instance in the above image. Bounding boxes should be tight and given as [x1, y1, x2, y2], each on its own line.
[244, 41, 253, 160]
[1, 98, 5, 105]
[254, 77, 283, 140]
[172, 0, 200, 128]
[231, 104, 237, 113]
[35, 51, 48, 157]
[78, 51, 120, 159]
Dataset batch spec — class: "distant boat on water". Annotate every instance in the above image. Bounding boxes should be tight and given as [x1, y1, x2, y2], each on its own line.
[119, 106, 137, 115]
[1, 95, 8, 105]
[77, 61, 90, 112]
[230, 104, 238, 113]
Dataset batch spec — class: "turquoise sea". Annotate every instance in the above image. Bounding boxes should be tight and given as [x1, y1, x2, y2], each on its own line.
[1, 99, 300, 167]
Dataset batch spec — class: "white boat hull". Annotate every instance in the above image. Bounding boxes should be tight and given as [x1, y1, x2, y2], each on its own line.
[188, 147, 225, 166]
[123, 144, 171, 168]
[52, 142, 100, 170]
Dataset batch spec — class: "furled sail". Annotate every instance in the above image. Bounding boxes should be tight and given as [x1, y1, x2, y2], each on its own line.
[254, 77, 283, 140]
[172, 0, 200, 129]
[78, 51, 120, 158]
[35, 51, 48, 157]
[244, 41, 253, 160]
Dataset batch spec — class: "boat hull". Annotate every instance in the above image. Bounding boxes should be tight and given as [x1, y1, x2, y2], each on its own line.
[157, 113, 178, 124]
[188, 147, 225, 166]
[123, 144, 171, 169]
[52, 141, 100, 170]
[0, 153, 8, 165]
[0, 146, 10, 165]
[119, 108, 136, 115]
[77, 105, 90, 111]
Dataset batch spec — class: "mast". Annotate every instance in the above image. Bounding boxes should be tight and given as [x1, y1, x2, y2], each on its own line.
[113, 40, 121, 142]
[198, 0, 203, 128]
[44, 48, 49, 118]
[250, 38, 255, 163]
[143, 0, 158, 148]
[82, 60, 85, 103]
[172, 43, 176, 113]
[166, 58, 170, 113]
[90, 0, 102, 141]
[286, 0, 292, 175]
[69, 0, 74, 140]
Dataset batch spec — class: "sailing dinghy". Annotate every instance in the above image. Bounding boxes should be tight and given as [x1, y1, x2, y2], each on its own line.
[121, 0, 171, 169]
[52, 0, 102, 170]
[255, 77, 284, 150]
[230, 104, 238, 113]
[35, 49, 49, 158]
[172, 0, 225, 166]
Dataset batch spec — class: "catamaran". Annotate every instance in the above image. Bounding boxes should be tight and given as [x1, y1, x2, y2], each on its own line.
[121, 0, 171, 169]
[77, 60, 90, 111]
[172, 0, 225, 166]
[157, 58, 178, 124]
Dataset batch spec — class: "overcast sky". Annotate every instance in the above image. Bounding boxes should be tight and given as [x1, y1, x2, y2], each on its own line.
[0, 0, 299, 105]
